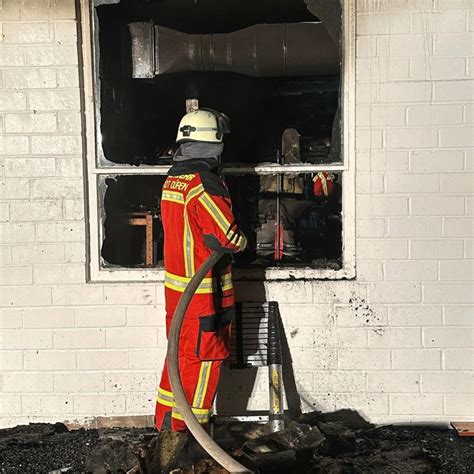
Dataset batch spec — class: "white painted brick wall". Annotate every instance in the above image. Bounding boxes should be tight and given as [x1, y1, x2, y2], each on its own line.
[0, 0, 473, 428]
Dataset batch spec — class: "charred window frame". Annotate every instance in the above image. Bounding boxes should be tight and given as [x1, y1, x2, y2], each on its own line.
[79, 0, 356, 282]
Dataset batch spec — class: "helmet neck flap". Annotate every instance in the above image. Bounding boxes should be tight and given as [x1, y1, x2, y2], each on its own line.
[173, 141, 224, 166]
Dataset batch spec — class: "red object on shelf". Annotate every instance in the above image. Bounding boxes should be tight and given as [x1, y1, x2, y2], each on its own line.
[313, 171, 334, 197]
[274, 223, 284, 260]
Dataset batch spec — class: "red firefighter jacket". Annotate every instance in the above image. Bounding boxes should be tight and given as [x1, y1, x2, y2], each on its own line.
[161, 160, 246, 319]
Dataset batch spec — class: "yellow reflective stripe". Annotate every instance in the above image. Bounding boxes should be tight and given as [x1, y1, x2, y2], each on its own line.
[234, 233, 247, 250]
[166, 280, 213, 290]
[164, 281, 188, 292]
[162, 191, 184, 202]
[158, 387, 173, 397]
[164, 281, 216, 294]
[156, 396, 175, 407]
[176, 174, 196, 180]
[190, 407, 211, 415]
[164, 276, 188, 288]
[165, 277, 225, 290]
[193, 287, 219, 295]
[185, 183, 204, 205]
[165, 272, 190, 283]
[171, 406, 210, 423]
[165, 272, 232, 285]
[156, 387, 175, 406]
[221, 282, 234, 292]
[193, 361, 212, 408]
[157, 385, 211, 422]
[198, 192, 232, 236]
[165, 272, 233, 294]
[198, 192, 244, 250]
[192, 363, 206, 407]
[172, 413, 204, 422]
[220, 273, 232, 285]
[162, 196, 184, 205]
[182, 184, 203, 277]
[227, 229, 240, 246]
[221, 273, 233, 291]
[165, 283, 231, 295]
[165, 281, 211, 294]
[183, 212, 194, 277]
[166, 271, 227, 284]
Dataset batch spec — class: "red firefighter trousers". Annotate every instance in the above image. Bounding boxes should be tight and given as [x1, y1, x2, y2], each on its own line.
[155, 310, 232, 431]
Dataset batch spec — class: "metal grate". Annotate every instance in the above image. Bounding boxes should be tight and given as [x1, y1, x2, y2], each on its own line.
[228, 302, 278, 368]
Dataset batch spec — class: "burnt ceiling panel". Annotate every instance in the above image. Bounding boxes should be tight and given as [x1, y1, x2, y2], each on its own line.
[305, 0, 342, 44]
[97, 0, 318, 33]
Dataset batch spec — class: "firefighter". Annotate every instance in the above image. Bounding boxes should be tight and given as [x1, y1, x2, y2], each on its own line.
[155, 109, 247, 431]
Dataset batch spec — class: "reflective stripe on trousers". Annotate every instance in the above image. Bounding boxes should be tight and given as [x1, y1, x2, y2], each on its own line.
[156, 361, 213, 425]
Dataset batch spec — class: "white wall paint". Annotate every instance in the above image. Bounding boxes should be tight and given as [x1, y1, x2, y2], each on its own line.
[0, 0, 473, 427]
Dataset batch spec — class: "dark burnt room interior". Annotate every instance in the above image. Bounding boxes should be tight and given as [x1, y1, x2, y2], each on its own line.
[98, 0, 343, 270]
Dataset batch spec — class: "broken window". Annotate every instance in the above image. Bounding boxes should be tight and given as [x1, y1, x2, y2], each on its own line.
[85, 0, 350, 278]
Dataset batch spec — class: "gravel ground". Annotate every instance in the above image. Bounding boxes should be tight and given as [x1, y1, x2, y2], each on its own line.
[0, 418, 472, 473]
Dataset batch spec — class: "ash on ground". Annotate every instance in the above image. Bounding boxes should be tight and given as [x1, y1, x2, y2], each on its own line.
[0, 411, 472, 473]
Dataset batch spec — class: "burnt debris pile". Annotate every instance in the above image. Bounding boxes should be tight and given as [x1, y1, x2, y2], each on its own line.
[1, 411, 473, 473]
[0, 422, 99, 473]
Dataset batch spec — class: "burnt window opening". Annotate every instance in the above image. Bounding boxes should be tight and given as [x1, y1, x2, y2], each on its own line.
[100, 71, 339, 166]
[100, 173, 342, 269]
[95, 0, 343, 271]
[226, 173, 342, 269]
[101, 175, 166, 267]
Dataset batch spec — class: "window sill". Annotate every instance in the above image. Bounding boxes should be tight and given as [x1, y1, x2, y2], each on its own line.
[90, 262, 356, 283]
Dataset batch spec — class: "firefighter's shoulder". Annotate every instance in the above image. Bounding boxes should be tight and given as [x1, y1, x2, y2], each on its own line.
[199, 171, 229, 198]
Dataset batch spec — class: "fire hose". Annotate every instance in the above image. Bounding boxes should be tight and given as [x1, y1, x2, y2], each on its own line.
[166, 250, 252, 473]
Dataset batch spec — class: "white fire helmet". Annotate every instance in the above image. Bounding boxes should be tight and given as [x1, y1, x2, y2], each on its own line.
[176, 108, 231, 144]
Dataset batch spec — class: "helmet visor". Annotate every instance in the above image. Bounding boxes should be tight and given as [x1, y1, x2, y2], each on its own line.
[217, 112, 231, 135]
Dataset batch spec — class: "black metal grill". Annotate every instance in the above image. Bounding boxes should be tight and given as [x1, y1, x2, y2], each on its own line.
[229, 302, 279, 368]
